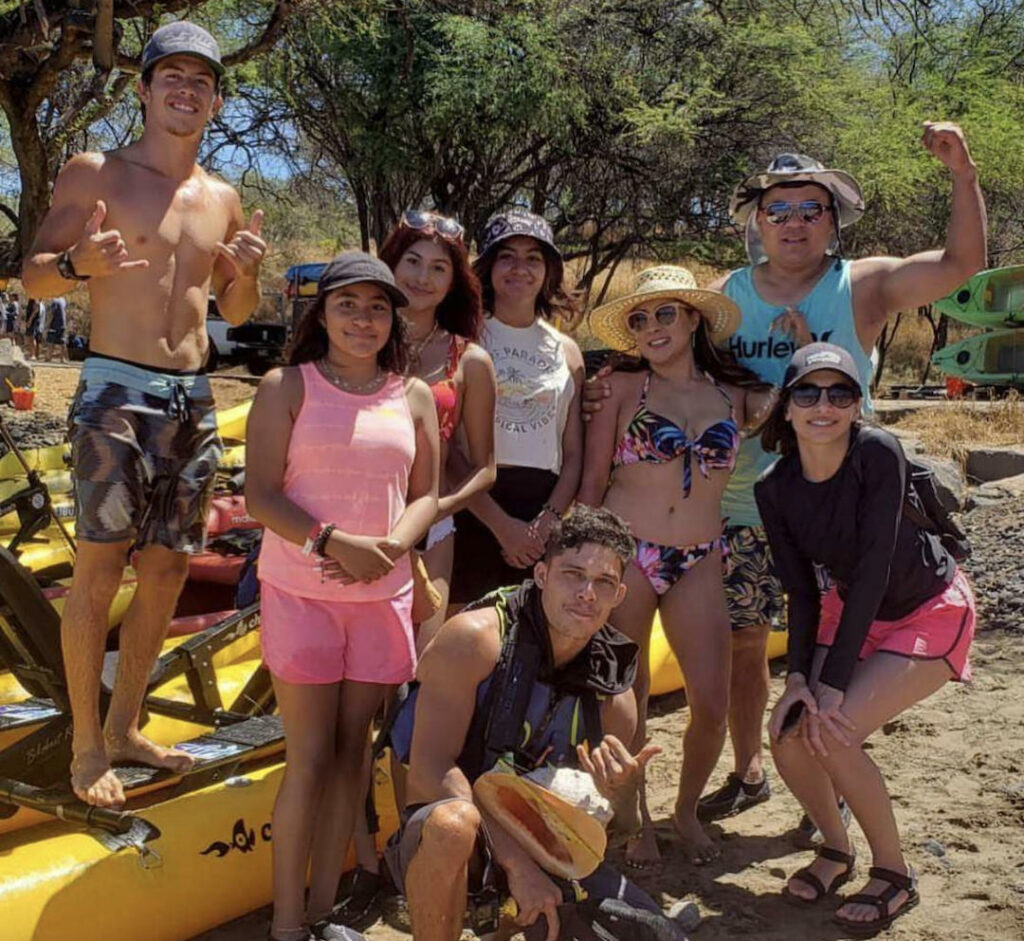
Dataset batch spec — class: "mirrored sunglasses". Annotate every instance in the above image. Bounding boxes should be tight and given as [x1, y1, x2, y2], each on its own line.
[760, 200, 831, 226]
[625, 303, 681, 334]
[790, 382, 860, 408]
[401, 209, 465, 241]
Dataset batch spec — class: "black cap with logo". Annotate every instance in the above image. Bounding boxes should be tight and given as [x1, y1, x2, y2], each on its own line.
[783, 342, 862, 389]
[317, 252, 409, 308]
[142, 21, 225, 77]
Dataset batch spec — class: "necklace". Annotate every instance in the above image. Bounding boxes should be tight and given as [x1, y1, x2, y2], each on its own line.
[318, 358, 384, 394]
[406, 320, 440, 371]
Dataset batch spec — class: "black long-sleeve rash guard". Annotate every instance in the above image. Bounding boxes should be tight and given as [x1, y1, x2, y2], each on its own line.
[755, 425, 955, 692]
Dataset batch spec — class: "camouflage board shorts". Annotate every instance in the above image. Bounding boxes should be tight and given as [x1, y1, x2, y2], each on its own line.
[722, 524, 786, 632]
[67, 356, 223, 553]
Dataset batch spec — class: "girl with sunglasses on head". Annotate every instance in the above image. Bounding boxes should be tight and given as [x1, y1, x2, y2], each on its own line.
[245, 253, 440, 941]
[378, 210, 497, 648]
[756, 343, 975, 936]
[579, 266, 776, 866]
[448, 208, 584, 606]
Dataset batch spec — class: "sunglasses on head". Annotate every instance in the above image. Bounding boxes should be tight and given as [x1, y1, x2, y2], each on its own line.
[790, 382, 860, 409]
[759, 200, 831, 226]
[626, 303, 694, 334]
[401, 209, 465, 241]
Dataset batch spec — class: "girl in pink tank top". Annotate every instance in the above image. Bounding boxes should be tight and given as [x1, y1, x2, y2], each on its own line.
[246, 252, 439, 941]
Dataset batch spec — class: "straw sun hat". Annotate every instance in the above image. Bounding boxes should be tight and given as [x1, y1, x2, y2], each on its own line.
[589, 265, 741, 352]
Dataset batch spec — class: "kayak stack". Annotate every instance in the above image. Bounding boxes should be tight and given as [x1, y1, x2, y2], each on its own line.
[932, 266, 1024, 390]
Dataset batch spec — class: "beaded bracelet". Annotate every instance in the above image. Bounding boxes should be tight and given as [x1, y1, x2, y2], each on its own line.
[313, 523, 337, 557]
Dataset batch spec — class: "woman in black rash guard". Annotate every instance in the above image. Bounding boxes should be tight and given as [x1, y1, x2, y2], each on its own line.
[755, 342, 975, 936]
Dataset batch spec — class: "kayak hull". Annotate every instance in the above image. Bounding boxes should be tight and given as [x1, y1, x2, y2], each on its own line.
[649, 614, 787, 697]
[934, 266, 1024, 329]
[931, 328, 1024, 386]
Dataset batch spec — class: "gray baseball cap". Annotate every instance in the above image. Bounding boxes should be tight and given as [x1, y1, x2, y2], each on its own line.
[142, 21, 225, 77]
[783, 342, 862, 389]
[318, 252, 409, 308]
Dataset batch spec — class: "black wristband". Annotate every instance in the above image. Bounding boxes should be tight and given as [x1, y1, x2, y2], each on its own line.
[56, 249, 90, 282]
[313, 523, 336, 557]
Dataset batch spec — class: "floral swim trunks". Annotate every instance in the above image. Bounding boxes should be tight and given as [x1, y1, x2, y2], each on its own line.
[67, 355, 223, 553]
[722, 524, 786, 632]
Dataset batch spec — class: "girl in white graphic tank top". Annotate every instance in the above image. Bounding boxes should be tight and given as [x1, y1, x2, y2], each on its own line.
[450, 209, 584, 604]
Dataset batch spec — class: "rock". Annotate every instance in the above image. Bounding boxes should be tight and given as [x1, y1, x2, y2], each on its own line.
[974, 474, 1024, 502]
[923, 838, 946, 857]
[966, 447, 1024, 483]
[667, 900, 701, 933]
[915, 455, 968, 511]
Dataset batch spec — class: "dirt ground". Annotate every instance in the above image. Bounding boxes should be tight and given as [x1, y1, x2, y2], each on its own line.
[20, 364, 1024, 941]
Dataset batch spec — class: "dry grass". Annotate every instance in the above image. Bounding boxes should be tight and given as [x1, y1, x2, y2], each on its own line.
[887, 391, 1024, 461]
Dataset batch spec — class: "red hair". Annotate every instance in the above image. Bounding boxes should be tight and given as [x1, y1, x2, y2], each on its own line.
[378, 226, 484, 341]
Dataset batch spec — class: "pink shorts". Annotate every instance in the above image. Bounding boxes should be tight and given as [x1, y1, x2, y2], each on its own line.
[817, 569, 975, 682]
[260, 582, 415, 685]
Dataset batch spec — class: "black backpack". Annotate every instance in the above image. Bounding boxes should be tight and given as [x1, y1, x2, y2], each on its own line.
[903, 460, 970, 563]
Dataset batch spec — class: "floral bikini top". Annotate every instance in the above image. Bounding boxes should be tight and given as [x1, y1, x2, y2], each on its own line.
[612, 371, 740, 498]
[429, 334, 469, 442]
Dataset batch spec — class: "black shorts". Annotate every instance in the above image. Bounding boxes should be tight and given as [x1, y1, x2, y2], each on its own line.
[68, 356, 223, 553]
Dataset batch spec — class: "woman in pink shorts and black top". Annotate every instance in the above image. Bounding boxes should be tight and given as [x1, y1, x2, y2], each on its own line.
[756, 343, 974, 937]
[246, 252, 439, 941]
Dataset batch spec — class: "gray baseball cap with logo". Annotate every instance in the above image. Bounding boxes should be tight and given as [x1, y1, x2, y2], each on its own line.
[142, 21, 225, 77]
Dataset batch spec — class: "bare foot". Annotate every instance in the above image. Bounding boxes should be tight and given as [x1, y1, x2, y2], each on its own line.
[70, 751, 125, 807]
[105, 731, 196, 774]
[672, 810, 720, 865]
[625, 826, 661, 870]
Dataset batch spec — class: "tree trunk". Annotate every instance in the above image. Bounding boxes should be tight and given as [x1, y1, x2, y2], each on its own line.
[0, 85, 52, 278]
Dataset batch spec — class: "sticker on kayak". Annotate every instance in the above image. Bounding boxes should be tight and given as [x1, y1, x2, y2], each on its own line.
[175, 740, 249, 762]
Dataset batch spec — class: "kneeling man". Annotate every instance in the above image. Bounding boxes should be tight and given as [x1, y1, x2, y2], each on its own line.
[388, 506, 667, 941]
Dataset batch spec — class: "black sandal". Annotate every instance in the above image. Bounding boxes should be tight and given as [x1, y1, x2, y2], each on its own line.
[833, 866, 919, 936]
[782, 845, 857, 906]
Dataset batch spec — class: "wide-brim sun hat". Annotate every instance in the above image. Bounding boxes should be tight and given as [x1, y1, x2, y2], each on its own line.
[729, 153, 865, 229]
[589, 265, 742, 352]
[477, 208, 564, 285]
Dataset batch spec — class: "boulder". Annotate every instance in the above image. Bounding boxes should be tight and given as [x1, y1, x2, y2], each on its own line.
[966, 448, 1024, 483]
[973, 473, 1024, 502]
[915, 455, 967, 511]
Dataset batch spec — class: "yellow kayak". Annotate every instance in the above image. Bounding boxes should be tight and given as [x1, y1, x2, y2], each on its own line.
[0, 399, 253, 479]
[0, 751, 399, 941]
[648, 614, 788, 697]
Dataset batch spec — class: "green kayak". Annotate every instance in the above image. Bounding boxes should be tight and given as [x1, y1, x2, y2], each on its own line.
[934, 266, 1024, 329]
[931, 328, 1024, 386]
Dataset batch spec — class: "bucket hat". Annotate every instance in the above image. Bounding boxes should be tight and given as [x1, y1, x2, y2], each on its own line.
[589, 265, 741, 351]
[477, 209, 563, 285]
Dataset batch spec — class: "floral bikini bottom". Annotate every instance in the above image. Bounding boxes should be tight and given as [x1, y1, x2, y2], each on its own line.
[633, 534, 729, 596]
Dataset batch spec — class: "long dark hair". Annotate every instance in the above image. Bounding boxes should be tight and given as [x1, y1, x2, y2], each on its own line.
[473, 240, 580, 328]
[691, 318, 769, 390]
[287, 287, 408, 374]
[761, 388, 863, 455]
[378, 225, 484, 341]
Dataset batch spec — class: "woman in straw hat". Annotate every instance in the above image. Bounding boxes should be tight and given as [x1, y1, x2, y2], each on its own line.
[579, 265, 775, 865]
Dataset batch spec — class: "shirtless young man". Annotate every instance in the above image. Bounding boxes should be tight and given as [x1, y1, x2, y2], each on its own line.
[22, 22, 267, 807]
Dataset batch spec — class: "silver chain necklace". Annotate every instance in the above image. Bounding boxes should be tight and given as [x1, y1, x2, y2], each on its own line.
[318, 358, 384, 394]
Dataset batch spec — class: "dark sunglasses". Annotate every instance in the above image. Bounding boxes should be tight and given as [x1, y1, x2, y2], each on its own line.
[401, 209, 465, 241]
[790, 382, 860, 409]
[625, 304, 685, 334]
[759, 200, 831, 226]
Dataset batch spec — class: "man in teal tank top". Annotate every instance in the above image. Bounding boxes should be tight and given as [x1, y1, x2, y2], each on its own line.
[696, 122, 987, 823]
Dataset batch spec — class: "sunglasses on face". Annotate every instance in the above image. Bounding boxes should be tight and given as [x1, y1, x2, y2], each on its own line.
[759, 200, 831, 226]
[625, 303, 689, 334]
[790, 382, 860, 409]
[401, 209, 465, 241]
